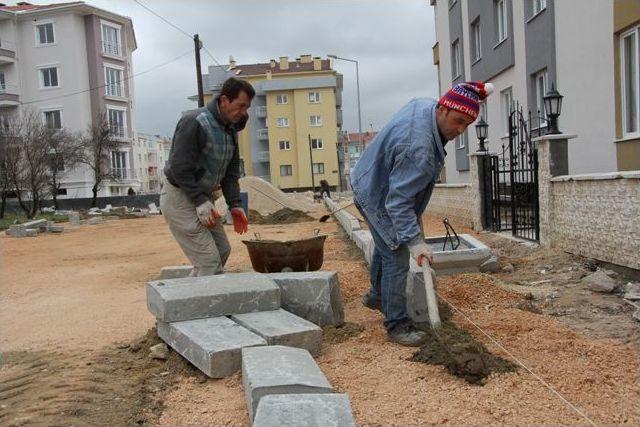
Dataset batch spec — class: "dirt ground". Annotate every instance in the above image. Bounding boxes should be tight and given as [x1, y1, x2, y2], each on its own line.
[1, 205, 639, 426]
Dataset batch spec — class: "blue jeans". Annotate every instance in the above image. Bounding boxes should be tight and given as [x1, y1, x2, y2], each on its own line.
[364, 217, 411, 332]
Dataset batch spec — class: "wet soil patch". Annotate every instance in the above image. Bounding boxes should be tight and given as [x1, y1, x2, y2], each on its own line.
[248, 208, 314, 224]
[323, 322, 366, 344]
[411, 321, 517, 385]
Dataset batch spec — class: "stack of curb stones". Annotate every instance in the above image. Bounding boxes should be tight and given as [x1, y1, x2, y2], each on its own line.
[5, 219, 64, 238]
[147, 271, 355, 425]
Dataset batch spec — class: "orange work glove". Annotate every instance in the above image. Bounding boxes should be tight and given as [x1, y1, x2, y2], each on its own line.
[230, 207, 248, 234]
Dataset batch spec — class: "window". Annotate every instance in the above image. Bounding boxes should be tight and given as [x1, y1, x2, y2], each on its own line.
[532, 0, 546, 15]
[621, 27, 640, 136]
[111, 151, 127, 179]
[278, 140, 291, 150]
[471, 20, 481, 62]
[56, 188, 67, 195]
[451, 39, 461, 79]
[39, 67, 59, 88]
[108, 108, 126, 138]
[455, 131, 467, 150]
[310, 115, 322, 127]
[276, 117, 289, 127]
[501, 87, 513, 135]
[311, 138, 323, 149]
[276, 94, 288, 104]
[43, 110, 62, 129]
[312, 162, 325, 175]
[532, 69, 548, 128]
[102, 23, 121, 56]
[105, 66, 124, 97]
[36, 22, 54, 45]
[308, 91, 320, 103]
[280, 164, 292, 176]
[0, 72, 5, 91]
[496, 0, 508, 43]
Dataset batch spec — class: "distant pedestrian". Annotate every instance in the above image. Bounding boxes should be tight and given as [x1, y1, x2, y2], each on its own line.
[319, 179, 331, 198]
[351, 81, 493, 346]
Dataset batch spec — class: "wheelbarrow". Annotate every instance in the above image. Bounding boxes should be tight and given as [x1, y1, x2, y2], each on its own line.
[242, 230, 327, 273]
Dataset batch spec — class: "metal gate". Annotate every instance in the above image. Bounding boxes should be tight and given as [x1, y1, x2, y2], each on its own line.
[487, 105, 540, 241]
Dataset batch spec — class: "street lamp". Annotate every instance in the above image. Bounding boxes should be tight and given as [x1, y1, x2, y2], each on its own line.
[327, 54, 362, 153]
[543, 83, 563, 135]
[475, 117, 489, 152]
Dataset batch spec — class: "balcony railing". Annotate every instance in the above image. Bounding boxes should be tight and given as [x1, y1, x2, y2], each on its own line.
[257, 128, 269, 140]
[255, 150, 270, 162]
[0, 84, 19, 105]
[256, 106, 267, 118]
[102, 42, 122, 57]
[109, 125, 127, 139]
[111, 167, 136, 180]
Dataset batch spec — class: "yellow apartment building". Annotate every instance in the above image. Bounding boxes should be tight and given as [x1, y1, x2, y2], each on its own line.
[200, 55, 345, 191]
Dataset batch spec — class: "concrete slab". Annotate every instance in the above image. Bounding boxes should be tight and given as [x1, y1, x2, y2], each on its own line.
[160, 265, 193, 280]
[68, 212, 81, 225]
[267, 272, 344, 327]
[6, 224, 27, 237]
[253, 394, 355, 427]
[25, 229, 38, 237]
[406, 259, 439, 324]
[231, 309, 322, 356]
[147, 273, 281, 322]
[158, 316, 267, 378]
[21, 219, 47, 229]
[242, 345, 333, 420]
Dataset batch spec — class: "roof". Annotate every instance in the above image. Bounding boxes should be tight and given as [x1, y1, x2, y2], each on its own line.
[233, 59, 333, 76]
[348, 131, 378, 144]
[0, 2, 83, 12]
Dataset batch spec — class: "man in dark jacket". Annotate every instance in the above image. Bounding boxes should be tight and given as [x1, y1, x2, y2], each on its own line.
[160, 77, 254, 276]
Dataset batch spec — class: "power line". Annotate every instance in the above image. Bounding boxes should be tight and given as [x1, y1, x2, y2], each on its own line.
[130, 0, 228, 72]
[19, 49, 193, 107]
[131, 0, 192, 40]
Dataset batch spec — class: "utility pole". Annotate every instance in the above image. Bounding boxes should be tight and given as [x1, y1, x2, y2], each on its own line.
[194, 34, 204, 107]
[308, 134, 316, 193]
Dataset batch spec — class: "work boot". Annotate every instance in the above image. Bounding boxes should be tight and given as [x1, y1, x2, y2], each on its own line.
[387, 322, 428, 347]
[361, 293, 382, 312]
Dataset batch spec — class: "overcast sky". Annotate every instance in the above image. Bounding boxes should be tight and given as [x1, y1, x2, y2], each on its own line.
[81, 0, 437, 137]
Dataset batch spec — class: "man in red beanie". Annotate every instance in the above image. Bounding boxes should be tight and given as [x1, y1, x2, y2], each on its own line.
[350, 81, 493, 346]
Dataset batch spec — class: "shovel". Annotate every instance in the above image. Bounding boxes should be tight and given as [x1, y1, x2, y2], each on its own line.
[422, 260, 442, 329]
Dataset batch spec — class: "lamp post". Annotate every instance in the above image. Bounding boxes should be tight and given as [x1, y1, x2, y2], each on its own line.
[328, 54, 362, 153]
[475, 117, 489, 152]
[543, 83, 563, 135]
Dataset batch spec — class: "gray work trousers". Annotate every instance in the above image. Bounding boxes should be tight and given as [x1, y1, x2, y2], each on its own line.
[160, 181, 231, 277]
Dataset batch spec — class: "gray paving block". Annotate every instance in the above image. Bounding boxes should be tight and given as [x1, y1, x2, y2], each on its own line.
[267, 272, 344, 327]
[6, 224, 26, 237]
[406, 259, 439, 324]
[158, 316, 266, 378]
[147, 273, 280, 322]
[231, 309, 322, 356]
[253, 394, 356, 427]
[160, 265, 193, 280]
[242, 345, 333, 420]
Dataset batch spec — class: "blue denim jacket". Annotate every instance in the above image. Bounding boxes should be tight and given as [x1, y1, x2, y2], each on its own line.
[351, 98, 446, 250]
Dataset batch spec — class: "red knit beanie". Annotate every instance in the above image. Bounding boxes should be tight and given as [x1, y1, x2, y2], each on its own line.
[438, 81, 494, 121]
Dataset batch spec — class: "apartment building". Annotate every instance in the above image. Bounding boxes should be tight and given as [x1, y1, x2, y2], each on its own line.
[199, 55, 344, 192]
[133, 133, 170, 194]
[0, 1, 138, 198]
[431, 0, 640, 184]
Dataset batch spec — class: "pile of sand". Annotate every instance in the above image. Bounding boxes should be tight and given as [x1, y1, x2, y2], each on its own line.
[214, 176, 314, 216]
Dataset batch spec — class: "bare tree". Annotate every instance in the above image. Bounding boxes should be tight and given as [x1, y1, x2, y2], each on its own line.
[3, 111, 55, 218]
[46, 128, 83, 210]
[0, 121, 21, 218]
[78, 112, 120, 207]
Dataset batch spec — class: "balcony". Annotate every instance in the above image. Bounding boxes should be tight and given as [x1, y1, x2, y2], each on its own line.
[111, 167, 137, 181]
[0, 84, 19, 107]
[102, 41, 123, 58]
[257, 128, 269, 140]
[0, 40, 16, 64]
[254, 150, 270, 162]
[255, 106, 267, 118]
[109, 125, 128, 141]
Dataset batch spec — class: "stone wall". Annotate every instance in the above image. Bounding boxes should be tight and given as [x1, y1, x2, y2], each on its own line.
[424, 184, 475, 229]
[549, 172, 640, 270]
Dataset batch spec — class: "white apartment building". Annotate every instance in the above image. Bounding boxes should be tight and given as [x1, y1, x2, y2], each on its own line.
[133, 132, 170, 194]
[431, 0, 640, 183]
[0, 1, 139, 198]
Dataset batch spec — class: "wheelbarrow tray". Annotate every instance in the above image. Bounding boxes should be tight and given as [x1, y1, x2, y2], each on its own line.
[242, 234, 328, 273]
